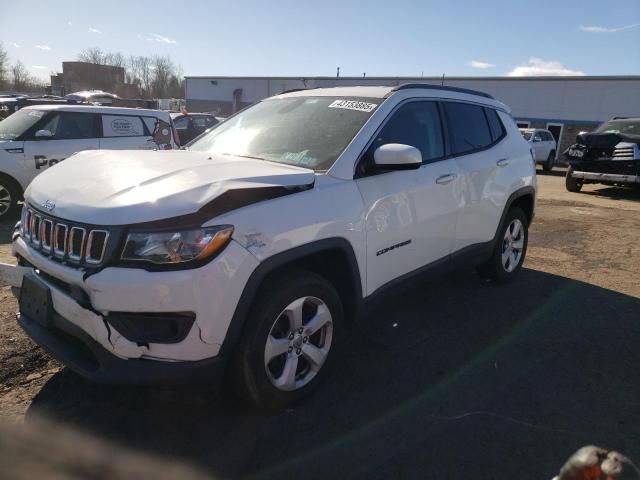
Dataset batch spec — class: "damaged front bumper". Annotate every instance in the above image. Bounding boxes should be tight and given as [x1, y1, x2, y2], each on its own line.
[0, 236, 260, 385]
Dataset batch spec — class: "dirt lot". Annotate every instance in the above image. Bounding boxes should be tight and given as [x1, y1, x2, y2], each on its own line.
[0, 169, 639, 479]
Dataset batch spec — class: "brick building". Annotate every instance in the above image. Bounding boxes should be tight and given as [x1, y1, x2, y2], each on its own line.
[50, 62, 139, 98]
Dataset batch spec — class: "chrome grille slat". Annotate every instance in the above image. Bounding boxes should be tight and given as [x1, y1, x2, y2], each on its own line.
[19, 205, 110, 266]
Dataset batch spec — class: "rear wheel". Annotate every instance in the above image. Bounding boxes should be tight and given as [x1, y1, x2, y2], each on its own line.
[231, 269, 343, 409]
[477, 207, 528, 283]
[565, 166, 583, 192]
[542, 151, 555, 172]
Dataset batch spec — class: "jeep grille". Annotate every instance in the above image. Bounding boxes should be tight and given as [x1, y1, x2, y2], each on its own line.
[20, 206, 110, 266]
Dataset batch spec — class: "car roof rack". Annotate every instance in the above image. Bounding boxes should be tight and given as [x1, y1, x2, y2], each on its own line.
[389, 83, 494, 99]
[278, 87, 317, 94]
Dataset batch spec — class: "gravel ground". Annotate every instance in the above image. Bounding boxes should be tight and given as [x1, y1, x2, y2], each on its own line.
[0, 169, 638, 479]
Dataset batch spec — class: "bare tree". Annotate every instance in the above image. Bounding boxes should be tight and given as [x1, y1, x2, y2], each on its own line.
[11, 60, 32, 91]
[77, 48, 106, 65]
[0, 42, 8, 89]
[103, 51, 125, 68]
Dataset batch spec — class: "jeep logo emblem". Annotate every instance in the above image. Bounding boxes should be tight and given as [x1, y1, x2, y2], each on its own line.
[42, 200, 55, 212]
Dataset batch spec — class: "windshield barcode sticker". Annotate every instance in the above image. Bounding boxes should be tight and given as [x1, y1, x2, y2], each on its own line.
[328, 100, 377, 113]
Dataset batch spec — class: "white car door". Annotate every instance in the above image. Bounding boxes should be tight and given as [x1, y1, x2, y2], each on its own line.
[99, 114, 157, 150]
[443, 102, 510, 250]
[532, 131, 550, 161]
[22, 111, 100, 183]
[355, 100, 461, 295]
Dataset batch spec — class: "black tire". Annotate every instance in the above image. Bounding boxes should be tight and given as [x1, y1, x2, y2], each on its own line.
[477, 206, 528, 283]
[565, 166, 583, 192]
[0, 174, 20, 220]
[230, 268, 344, 409]
[542, 152, 555, 172]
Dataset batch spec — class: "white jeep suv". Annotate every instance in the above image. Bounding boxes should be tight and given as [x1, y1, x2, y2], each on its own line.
[1, 85, 536, 408]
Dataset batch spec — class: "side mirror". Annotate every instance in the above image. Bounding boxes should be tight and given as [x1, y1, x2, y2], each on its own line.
[35, 129, 53, 138]
[373, 143, 422, 170]
[533, 135, 542, 142]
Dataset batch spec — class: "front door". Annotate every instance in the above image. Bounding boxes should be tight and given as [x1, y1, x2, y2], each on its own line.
[22, 111, 100, 184]
[355, 100, 461, 295]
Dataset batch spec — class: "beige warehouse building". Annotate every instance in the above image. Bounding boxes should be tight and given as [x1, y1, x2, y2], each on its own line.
[185, 75, 640, 160]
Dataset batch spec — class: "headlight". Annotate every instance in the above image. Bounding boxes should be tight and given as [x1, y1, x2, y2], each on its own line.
[121, 225, 234, 265]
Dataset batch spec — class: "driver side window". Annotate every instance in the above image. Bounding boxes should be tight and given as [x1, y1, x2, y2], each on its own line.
[35, 112, 98, 140]
[362, 101, 444, 172]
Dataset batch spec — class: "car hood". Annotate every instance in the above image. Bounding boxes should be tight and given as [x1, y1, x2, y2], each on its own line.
[26, 150, 316, 225]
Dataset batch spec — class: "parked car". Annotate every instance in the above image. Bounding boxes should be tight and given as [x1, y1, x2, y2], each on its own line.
[519, 128, 557, 171]
[170, 112, 219, 146]
[564, 117, 640, 192]
[0, 105, 177, 217]
[0, 95, 73, 120]
[65, 90, 119, 105]
[0, 84, 535, 408]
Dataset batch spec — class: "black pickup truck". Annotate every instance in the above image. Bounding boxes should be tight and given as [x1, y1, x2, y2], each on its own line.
[564, 117, 640, 192]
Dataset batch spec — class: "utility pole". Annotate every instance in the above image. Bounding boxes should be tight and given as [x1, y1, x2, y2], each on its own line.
[336, 67, 340, 78]
[441, 73, 445, 85]
[363, 72, 366, 78]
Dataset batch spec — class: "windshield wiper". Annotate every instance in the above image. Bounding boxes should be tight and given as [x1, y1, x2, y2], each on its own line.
[221, 152, 265, 161]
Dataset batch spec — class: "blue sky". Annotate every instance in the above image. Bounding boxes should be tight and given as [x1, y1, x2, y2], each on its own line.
[1, 0, 639, 81]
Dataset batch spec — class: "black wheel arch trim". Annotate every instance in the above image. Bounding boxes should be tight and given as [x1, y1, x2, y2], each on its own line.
[218, 237, 363, 357]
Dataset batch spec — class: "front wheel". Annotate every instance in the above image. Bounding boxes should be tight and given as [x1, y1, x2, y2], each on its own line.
[230, 269, 343, 409]
[477, 207, 528, 283]
[0, 175, 19, 219]
[565, 166, 583, 192]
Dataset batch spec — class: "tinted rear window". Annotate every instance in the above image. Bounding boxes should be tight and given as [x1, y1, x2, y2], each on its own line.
[485, 108, 505, 142]
[443, 102, 492, 155]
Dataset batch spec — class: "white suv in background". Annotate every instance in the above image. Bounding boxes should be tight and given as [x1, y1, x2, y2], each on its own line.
[1, 85, 536, 408]
[0, 105, 177, 217]
[520, 128, 557, 171]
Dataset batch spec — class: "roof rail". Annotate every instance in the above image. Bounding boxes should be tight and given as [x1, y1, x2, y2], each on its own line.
[389, 83, 494, 99]
[278, 87, 317, 95]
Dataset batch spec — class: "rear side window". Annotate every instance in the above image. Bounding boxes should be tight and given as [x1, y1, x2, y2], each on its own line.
[366, 101, 445, 164]
[38, 112, 99, 140]
[443, 102, 492, 155]
[102, 115, 147, 137]
[485, 108, 505, 143]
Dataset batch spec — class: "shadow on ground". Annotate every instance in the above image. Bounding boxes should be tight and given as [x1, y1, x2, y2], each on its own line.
[579, 185, 640, 202]
[24, 268, 640, 480]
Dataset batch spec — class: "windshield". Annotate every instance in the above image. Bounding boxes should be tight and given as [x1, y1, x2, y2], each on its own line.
[521, 131, 533, 140]
[0, 108, 46, 140]
[188, 96, 379, 170]
[593, 120, 640, 136]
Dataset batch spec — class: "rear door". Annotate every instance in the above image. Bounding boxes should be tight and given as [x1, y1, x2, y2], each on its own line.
[99, 114, 157, 150]
[22, 111, 100, 182]
[443, 102, 509, 251]
[356, 100, 461, 295]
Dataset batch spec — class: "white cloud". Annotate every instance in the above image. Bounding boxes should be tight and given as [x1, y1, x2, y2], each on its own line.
[469, 60, 495, 69]
[146, 33, 177, 44]
[88, 27, 102, 34]
[506, 57, 585, 77]
[68, 21, 73, 26]
[36, 45, 51, 51]
[32, 65, 47, 70]
[579, 23, 640, 33]
[10, 42, 20, 48]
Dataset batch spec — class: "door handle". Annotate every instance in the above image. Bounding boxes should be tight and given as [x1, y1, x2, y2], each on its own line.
[435, 173, 457, 185]
[496, 158, 509, 167]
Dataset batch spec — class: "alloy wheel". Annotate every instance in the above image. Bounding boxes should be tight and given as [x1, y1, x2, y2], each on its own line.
[0, 185, 12, 216]
[264, 296, 333, 392]
[501, 218, 524, 273]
